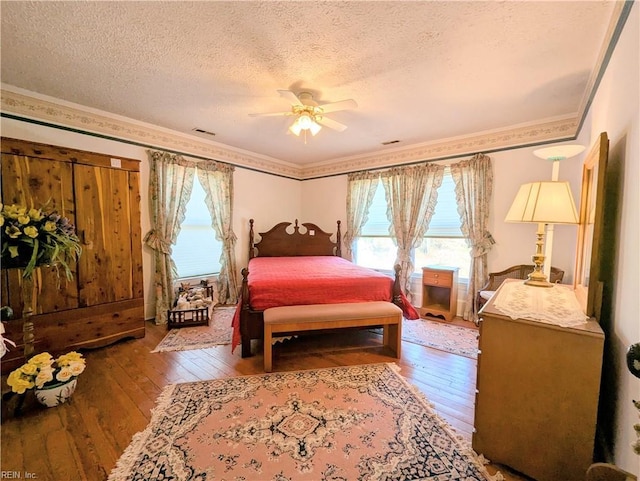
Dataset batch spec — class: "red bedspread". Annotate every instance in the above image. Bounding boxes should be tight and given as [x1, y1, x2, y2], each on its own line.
[248, 256, 394, 309]
[231, 256, 419, 352]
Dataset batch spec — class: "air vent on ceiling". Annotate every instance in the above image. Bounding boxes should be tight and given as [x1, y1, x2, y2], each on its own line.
[192, 128, 216, 136]
[381, 140, 400, 145]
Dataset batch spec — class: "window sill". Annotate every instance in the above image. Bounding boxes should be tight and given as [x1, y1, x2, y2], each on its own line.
[175, 273, 219, 284]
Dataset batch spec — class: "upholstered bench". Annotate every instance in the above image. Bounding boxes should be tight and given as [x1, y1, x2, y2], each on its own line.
[263, 301, 402, 372]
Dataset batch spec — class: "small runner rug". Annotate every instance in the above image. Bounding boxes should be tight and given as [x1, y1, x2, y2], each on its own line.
[152, 307, 479, 359]
[401, 318, 479, 359]
[108, 363, 496, 481]
[151, 306, 234, 353]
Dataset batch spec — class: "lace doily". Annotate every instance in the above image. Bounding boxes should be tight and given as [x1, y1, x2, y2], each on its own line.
[493, 281, 588, 327]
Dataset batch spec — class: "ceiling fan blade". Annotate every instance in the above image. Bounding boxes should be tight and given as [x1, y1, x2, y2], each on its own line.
[319, 99, 358, 113]
[249, 111, 293, 117]
[277, 89, 302, 106]
[316, 116, 348, 132]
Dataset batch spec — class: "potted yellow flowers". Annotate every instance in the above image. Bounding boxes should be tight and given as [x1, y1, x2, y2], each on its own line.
[0, 203, 81, 280]
[0, 203, 82, 358]
[7, 351, 86, 407]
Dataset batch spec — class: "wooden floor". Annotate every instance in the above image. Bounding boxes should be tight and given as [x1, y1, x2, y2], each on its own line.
[1, 316, 532, 481]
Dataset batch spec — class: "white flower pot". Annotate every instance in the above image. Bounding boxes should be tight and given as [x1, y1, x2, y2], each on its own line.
[34, 378, 77, 407]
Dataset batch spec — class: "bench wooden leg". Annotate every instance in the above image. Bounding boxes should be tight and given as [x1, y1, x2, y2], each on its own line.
[264, 325, 273, 372]
[383, 322, 402, 358]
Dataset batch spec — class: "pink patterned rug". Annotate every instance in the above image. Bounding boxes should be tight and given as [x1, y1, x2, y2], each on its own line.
[109, 363, 496, 480]
[401, 318, 479, 359]
[151, 307, 234, 353]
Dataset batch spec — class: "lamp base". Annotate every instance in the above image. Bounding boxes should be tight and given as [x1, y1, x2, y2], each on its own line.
[525, 228, 553, 288]
[524, 262, 553, 288]
[524, 278, 553, 288]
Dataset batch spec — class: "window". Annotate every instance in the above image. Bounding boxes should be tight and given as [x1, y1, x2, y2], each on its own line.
[355, 168, 470, 279]
[172, 179, 222, 279]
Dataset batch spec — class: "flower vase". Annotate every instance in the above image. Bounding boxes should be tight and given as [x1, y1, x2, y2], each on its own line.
[21, 274, 36, 359]
[34, 378, 77, 407]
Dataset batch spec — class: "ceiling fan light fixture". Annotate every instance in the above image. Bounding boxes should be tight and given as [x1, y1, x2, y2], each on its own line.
[289, 112, 322, 137]
[251, 90, 355, 138]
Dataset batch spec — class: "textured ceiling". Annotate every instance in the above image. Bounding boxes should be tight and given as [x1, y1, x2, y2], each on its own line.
[0, 1, 618, 166]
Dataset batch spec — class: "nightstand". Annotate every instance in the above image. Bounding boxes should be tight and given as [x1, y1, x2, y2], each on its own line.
[420, 266, 459, 321]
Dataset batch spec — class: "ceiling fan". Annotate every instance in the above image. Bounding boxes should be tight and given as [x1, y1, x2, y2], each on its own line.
[249, 90, 357, 139]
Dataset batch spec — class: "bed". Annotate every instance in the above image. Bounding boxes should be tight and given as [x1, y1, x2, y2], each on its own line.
[232, 219, 418, 357]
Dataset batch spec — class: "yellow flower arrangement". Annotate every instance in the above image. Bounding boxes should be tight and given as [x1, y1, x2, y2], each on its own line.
[7, 351, 86, 394]
[0, 203, 81, 279]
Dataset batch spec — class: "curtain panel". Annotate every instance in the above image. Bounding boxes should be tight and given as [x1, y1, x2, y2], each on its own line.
[381, 163, 445, 300]
[143, 150, 196, 325]
[197, 160, 239, 304]
[450, 153, 494, 321]
[344, 171, 380, 261]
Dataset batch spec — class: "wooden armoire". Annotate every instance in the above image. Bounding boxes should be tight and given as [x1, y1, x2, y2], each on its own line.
[1, 138, 145, 372]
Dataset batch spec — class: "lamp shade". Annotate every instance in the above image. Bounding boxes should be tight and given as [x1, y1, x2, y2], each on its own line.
[309, 120, 322, 136]
[505, 181, 579, 225]
[289, 120, 303, 136]
[298, 112, 313, 129]
[533, 145, 585, 161]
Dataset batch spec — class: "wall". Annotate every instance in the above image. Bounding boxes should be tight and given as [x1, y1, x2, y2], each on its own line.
[301, 176, 348, 243]
[234, 169, 302, 269]
[0, 117, 301, 319]
[580, 2, 639, 474]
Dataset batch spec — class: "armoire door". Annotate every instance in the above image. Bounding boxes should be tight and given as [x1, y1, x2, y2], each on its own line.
[73, 164, 141, 307]
[0, 152, 80, 316]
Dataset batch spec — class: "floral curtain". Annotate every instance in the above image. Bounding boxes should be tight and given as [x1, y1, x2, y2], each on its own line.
[450, 153, 494, 321]
[143, 150, 196, 325]
[343, 171, 380, 261]
[381, 163, 445, 300]
[197, 160, 238, 304]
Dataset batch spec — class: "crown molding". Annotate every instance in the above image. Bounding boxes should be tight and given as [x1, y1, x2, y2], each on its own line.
[2, 87, 578, 180]
[1, 88, 303, 179]
[301, 116, 579, 179]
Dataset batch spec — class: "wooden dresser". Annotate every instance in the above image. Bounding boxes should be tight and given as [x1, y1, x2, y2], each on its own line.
[473, 279, 604, 481]
[420, 266, 459, 321]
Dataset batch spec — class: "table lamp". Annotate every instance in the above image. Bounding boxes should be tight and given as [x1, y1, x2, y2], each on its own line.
[505, 181, 579, 287]
[533, 144, 585, 279]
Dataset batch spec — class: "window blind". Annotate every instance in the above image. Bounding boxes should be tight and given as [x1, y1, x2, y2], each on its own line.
[172, 179, 222, 278]
[360, 169, 463, 237]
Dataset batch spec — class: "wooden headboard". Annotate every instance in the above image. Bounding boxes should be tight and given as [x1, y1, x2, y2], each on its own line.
[248, 219, 342, 259]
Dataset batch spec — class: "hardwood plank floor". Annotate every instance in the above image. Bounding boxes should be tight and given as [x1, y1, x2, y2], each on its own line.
[1, 318, 533, 481]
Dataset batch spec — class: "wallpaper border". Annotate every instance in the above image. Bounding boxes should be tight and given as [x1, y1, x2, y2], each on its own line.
[2, 88, 578, 180]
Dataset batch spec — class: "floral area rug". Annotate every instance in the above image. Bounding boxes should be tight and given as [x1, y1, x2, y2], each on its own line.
[401, 318, 479, 359]
[108, 363, 496, 481]
[151, 306, 234, 353]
